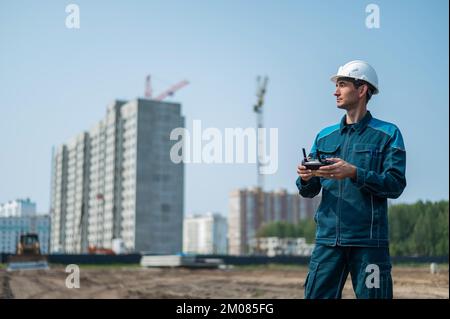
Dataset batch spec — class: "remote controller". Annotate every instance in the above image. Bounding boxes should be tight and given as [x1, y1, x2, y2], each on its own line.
[301, 148, 334, 170]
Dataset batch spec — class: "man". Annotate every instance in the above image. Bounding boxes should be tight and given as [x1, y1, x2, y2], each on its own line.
[296, 60, 406, 299]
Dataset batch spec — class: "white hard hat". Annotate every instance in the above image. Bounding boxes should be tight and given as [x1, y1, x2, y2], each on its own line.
[330, 60, 379, 94]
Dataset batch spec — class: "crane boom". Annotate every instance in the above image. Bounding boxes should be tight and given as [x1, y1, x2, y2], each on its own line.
[154, 80, 189, 101]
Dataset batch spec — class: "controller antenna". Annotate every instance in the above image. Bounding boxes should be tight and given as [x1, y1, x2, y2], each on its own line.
[302, 148, 308, 162]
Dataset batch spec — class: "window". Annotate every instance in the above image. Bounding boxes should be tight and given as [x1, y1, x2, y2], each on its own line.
[161, 204, 170, 213]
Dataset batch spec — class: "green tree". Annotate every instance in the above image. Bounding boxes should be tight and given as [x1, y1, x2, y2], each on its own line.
[256, 219, 316, 244]
[389, 200, 449, 256]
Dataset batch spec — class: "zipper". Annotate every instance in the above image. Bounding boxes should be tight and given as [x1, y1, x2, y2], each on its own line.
[337, 130, 351, 245]
[370, 194, 374, 239]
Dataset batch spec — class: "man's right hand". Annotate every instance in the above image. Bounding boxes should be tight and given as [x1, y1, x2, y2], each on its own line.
[297, 164, 314, 182]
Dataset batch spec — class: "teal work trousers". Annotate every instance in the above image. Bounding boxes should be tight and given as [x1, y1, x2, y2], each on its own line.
[304, 244, 393, 299]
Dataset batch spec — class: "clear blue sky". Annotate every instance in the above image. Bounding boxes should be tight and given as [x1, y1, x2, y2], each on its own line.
[0, 0, 448, 215]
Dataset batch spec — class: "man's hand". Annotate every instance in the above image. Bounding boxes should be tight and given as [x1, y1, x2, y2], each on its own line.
[297, 164, 314, 182]
[316, 158, 357, 180]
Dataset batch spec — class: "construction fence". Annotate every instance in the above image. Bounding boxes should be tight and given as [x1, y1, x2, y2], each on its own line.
[1, 253, 448, 265]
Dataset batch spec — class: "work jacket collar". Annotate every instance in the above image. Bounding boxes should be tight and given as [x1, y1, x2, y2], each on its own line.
[339, 110, 372, 135]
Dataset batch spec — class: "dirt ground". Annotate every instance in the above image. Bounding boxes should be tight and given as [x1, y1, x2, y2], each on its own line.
[0, 264, 448, 299]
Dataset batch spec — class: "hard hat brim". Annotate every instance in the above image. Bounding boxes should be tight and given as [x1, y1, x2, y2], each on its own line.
[330, 75, 379, 94]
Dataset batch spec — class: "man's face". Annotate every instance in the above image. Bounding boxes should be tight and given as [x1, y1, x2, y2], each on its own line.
[334, 79, 361, 110]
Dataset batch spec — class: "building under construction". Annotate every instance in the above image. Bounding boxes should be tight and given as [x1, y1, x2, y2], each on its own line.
[50, 99, 184, 254]
[228, 187, 321, 255]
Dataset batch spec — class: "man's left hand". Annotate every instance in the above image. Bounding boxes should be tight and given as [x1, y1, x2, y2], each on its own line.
[314, 158, 357, 180]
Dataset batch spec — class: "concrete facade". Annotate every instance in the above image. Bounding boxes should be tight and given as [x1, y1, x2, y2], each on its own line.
[50, 99, 184, 254]
[183, 212, 227, 255]
[0, 198, 36, 218]
[0, 215, 50, 254]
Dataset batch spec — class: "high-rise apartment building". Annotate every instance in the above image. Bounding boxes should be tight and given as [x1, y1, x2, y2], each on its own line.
[50, 99, 184, 254]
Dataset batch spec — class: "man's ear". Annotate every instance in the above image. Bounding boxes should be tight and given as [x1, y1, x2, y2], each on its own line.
[358, 84, 368, 99]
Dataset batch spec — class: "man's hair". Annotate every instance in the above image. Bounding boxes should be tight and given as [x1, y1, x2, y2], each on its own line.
[337, 77, 375, 104]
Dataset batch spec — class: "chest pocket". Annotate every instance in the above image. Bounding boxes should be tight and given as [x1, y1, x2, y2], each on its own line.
[352, 143, 383, 172]
[316, 144, 340, 160]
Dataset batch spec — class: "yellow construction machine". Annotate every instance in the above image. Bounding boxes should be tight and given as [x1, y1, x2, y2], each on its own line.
[6, 233, 49, 271]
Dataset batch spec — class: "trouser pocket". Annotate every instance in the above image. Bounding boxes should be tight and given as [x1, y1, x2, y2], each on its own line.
[304, 261, 319, 299]
[354, 262, 393, 299]
[304, 260, 349, 299]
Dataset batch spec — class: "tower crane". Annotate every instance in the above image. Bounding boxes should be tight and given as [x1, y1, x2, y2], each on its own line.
[253, 76, 269, 191]
[144, 75, 189, 101]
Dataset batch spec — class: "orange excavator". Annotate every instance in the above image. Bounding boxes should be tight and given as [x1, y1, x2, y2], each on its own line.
[87, 245, 115, 255]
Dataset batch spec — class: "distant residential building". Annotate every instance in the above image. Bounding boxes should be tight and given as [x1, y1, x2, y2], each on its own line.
[0, 199, 48, 254]
[50, 99, 184, 254]
[249, 237, 315, 257]
[183, 212, 227, 255]
[228, 187, 320, 255]
[0, 215, 50, 254]
[0, 198, 36, 218]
